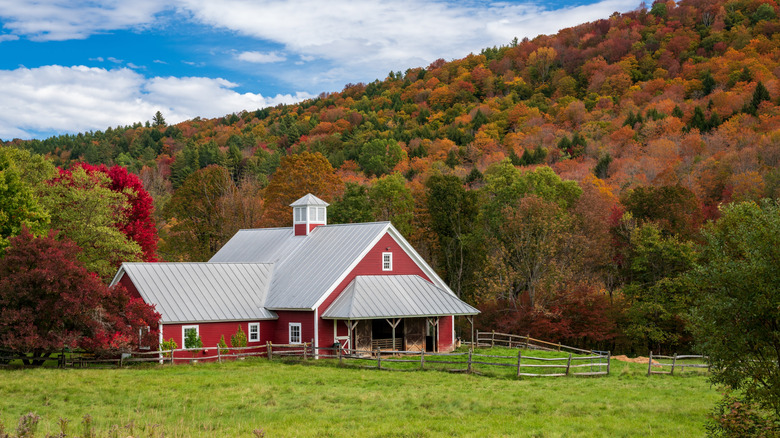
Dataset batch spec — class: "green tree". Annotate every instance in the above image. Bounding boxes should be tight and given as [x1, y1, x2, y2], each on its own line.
[328, 182, 375, 224]
[0, 152, 49, 252]
[358, 139, 406, 176]
[690, 200, 780, 416]
[425, 174, 481, 299]
[369, 173, 414, 237]
[621, 223, 696, 352]
[152, 111, 167, 127]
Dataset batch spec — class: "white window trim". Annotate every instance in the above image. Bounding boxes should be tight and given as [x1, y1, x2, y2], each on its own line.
[182, 325, 199, 349]
[382, 252, 393, 271]
[139, 326, 151, 350]
[248, 322, 260, 343]
[289, 322, 302, 344]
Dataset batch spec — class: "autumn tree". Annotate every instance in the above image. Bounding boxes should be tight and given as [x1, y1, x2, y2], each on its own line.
[621, 185, 702, 240]
[262, 152, 344, 227]
[358, 139, 406, 176]
[162, 165, 237, 261]
[328, 182, 375, 224]
[40, 167, 143, 280]
[0, 228, 159, 364]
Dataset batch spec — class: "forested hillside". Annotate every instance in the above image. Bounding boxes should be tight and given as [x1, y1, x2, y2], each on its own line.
[3, 0, 780, 355]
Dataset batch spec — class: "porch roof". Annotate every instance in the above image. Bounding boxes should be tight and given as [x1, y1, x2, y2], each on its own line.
[321, 275, 479, 320]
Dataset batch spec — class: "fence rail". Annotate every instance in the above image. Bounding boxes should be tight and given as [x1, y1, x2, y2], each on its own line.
[647, 352, 709, 376]
[471, 330, 595, 355]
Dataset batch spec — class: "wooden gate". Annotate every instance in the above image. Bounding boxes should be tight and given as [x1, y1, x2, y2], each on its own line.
[355, 320, 372, 353]
[404, 318, 425, 352]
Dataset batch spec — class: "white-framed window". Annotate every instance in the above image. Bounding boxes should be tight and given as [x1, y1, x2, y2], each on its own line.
[138, 326, 151, 350]
[289, 323, 302, 344]
[294, 207, 307, 222]
[182, 325, 199, 349]
[316, 206, 326, 222]
[248, 322, 260, 343]
[382, 252, 393, 271]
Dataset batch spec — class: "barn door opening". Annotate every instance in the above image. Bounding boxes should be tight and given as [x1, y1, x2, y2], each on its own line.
[426, 317, 439, 352]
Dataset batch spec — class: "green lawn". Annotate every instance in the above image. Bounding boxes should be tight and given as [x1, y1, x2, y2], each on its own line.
[0, 350, 719, 437]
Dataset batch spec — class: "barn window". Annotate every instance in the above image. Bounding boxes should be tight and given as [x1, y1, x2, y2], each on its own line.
[138, 326, 150, 350]
[182, 325, 199, 349]
[248, 323, 260, 342]
[289, 323, 302, 344]
[382, 252, 393, 271]
[294, 207, 307, 222]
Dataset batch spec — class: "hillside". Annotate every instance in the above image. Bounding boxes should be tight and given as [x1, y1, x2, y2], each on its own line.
[3, 0, 780, 354]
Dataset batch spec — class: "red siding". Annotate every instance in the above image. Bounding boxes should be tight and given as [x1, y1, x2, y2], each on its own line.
[294, 223, 324, 236]
[438, 315, 454, 352]
[119, 274, 143, 301]
[161, 320, 274, 360]
[316, 232, 431, 349]
[273, 310, 315, 345]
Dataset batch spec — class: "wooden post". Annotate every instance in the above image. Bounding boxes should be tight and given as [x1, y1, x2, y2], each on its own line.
[558, 342, 562, 352]
[420, 349, 425, 370]
[525, 334, 530, 349]
[647, 351, 653, 376]
[170, 349, 174, 365]
[376, 349, 381, 370]
[217, 344, 221, 364]
[337, 345, 343, 366]
[606, 352, 611, 375]
[467, 349, 473, 373]
[516, 350, 522, 378]
[267, 341, 272, 360]
[468, 316, 474, 351]
[671, 353, 677, 375]
[566, 353, 572, 375]
[303, 342, 308, 360]
[491, 330, 495, 348]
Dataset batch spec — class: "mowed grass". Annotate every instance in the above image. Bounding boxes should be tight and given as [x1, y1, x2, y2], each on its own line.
[0, 350, 718, 437]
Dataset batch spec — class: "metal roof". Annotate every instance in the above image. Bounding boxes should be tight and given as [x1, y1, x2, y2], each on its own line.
[290, 193, 329, 207]
[209, 228, 302, 263]
[114, 263, 278, 323]
[321, 275, 479, 319]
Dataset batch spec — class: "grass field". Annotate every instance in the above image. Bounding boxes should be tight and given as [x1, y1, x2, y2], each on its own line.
[0, 348, 719, 437]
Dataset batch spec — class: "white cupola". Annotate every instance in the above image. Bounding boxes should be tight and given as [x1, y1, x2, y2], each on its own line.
[290, 193, 329, 236]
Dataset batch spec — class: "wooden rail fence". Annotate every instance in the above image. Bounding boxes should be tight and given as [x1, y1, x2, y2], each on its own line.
[647, 352, 709, 376]
[471, 330, 594, 355]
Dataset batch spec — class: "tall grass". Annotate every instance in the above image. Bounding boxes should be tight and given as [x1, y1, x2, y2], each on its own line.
[0, 351, 718, 437]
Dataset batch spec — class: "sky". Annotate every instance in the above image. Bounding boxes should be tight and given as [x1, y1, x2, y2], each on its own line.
[0, 0, 641, 140]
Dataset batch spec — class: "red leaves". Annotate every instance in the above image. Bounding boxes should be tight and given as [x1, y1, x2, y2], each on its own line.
[0, 228, 160, 357]
[59, 163, 158, 261]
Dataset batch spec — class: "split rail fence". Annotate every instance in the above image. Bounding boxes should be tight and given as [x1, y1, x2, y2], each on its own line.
[646, 352, 709, 376]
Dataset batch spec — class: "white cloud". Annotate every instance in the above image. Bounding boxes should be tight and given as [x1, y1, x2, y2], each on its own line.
[178, 0, 640, 82]
[0, 34, 18, 42]
[0, 0, 167, 41]
[0, 65, 313, 140]
[236, 51, 286, 64]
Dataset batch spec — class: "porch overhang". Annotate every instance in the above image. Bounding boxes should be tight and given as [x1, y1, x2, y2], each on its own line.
[321, 275, 479, 320]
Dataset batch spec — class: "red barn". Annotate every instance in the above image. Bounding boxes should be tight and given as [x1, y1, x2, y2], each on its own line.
[111, 194, 478, 357]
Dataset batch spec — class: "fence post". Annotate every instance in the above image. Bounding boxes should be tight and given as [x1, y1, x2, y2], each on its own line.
[558, 342, 562, 352]
[304, 342, 308, 360]
[647, 351, 653, 376]
[516, 350, 522, 378]
[606, 352, 611, 375]
[337, 346, 343, 366]
[491, 330, 495, 348]
[467, 349, 473, 373]
[170, 349, 174, 365]
[267, 341, 272, 360]
[671, 353, 677, 376]
[376, 349, 381, 370]
[566, 353, 572, 375]
[217, 344, 221, 364]
[420, 349, 425, 370]
[525, 334, 530, 349]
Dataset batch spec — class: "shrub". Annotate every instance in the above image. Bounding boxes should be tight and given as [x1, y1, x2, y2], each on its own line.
[218, 335, 229, 355]
[231, 325, 248, 348]
[160, 338, 178, 357]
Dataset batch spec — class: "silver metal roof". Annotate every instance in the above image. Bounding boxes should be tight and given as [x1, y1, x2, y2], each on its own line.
[210, 228, 303, 263]
[321, 275, 479, 319]
[290, 193, 329, 207]
[114, 263, 278, 323]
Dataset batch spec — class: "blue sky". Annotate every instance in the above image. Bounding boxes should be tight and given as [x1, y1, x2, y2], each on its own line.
[0, 0, 640, 140]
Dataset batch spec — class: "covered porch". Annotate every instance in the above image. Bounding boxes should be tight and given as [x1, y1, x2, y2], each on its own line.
[321, 275, 479, 354]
